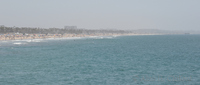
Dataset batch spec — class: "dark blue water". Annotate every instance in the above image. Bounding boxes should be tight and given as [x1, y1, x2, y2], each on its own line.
[0, 35, 200, 85]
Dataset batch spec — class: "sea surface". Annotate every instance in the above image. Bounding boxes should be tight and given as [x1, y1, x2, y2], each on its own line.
[0, 35, 200, 85]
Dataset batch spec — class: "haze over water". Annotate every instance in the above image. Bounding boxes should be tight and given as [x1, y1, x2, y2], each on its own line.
[0, 0, 200, 31]
[0, 35, 200, 85]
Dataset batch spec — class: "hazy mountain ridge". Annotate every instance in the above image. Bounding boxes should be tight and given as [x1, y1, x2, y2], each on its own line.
[131, 29, 200, 34]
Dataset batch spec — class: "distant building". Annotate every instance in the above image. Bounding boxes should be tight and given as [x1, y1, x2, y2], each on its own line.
[64, 26, 77, 29]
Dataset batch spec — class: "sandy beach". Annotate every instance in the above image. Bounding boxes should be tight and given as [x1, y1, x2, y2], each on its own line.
[0, 33, 160, 41]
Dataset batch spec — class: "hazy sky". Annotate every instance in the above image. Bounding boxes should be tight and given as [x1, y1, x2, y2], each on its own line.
[0, 0, 199, 30]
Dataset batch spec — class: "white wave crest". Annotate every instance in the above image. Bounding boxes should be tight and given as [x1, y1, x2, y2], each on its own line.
[13, 42, 27, 45]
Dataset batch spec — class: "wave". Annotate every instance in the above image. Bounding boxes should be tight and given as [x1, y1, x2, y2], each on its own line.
[88, 36, 114, 39]
[46, 37, 83, 40]
[1, 36, 119, 46]
[13, 42, 27, 45]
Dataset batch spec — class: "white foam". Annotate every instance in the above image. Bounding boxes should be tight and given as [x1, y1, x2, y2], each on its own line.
[113, 35, 120, 37]
[90, 36, 114, 39]
[31, 39, 43, 42]
[13, 42, 26, 45]
[88, 36, 98, 38]
[21, 39, 45, 43]
[46, 37, 83, 40]
[94, 37, 103, 39]
[105, 37, 113, 39]
[33, 40, 41, 42]
[26, 40, 32, 42]
[13, 42, 22, 45]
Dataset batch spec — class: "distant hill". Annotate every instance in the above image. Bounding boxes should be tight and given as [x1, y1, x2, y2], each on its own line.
[130, 29, 200, 34]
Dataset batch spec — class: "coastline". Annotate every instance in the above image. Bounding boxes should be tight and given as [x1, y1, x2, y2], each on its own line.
[0, 33, 162, 41]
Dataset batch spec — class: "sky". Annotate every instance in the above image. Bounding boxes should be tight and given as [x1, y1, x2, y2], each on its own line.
[0, 0, 200, 30]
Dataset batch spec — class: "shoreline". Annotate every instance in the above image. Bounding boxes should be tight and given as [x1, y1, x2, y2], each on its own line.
[0, 33, 164, 41]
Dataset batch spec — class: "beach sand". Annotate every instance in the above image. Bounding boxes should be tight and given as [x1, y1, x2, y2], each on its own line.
[0, 33, 160, 41]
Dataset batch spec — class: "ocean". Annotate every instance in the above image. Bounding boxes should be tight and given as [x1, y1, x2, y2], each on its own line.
[0, 35, 200, 85]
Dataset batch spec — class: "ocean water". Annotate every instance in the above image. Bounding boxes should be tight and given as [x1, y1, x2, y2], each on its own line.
[0, 35, 200, 85]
